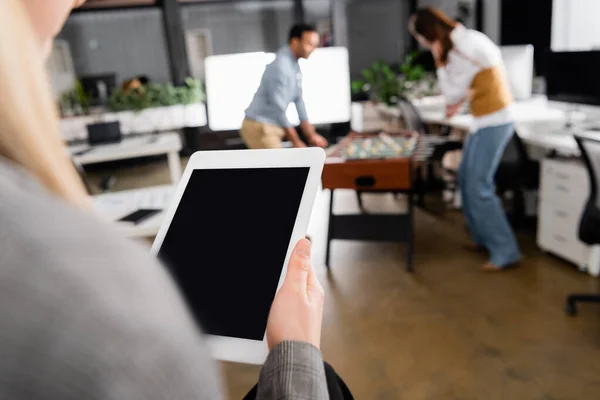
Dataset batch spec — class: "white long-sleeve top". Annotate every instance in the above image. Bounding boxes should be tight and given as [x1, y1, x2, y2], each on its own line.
[437, 24, 513, 130]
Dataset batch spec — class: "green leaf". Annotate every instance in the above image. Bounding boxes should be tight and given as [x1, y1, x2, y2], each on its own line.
[351, 80, 366, 94]
[361, 69, 375, 82]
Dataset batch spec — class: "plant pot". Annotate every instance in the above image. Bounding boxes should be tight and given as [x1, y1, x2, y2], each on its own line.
[66, 115, 96, 141]
[60, 118, 77, 142]
[101, 112, 119, 123]
[184, 102, 207, 128]
[151, 107, 173, 131]
[117, 111, 135, 135]
[131, 109, 155, 134]
[167, 105, 186, 129]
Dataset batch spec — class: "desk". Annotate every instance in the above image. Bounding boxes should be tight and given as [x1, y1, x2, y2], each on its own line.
[516, 123, 579, 156]
[413, 98, 590, 156]
[69, 132, 183, 183]
[92, 184, 176, 238]
[419, 102, 581, 132]
[411, 95, 445, 109]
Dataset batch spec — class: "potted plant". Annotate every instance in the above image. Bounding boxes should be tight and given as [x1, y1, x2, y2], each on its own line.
[105, 77, 208, 133]
[126, 86, 154, 134]
[145, 83, 173, 131]
[59, 80, 95, 141]
[398, 51, 426, 99]
[181, 78, 207, 128]
[351, 60, 400, 106]
[153, 83, 182, 130]
[168, 85, 186, 129]
[108, 87, 135, 134]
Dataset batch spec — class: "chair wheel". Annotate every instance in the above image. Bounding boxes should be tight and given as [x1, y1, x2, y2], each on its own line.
[566, 301, 577, 316]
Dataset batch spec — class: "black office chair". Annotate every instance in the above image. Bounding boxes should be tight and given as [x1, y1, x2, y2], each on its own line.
[495, 130, 539, 227]
[397, 97, 462, 207]
[397, 97, 431, 135]
[566, 135, 600, 316]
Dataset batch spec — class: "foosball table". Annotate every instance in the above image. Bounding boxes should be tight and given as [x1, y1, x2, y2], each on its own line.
[322, 131, 439, 271]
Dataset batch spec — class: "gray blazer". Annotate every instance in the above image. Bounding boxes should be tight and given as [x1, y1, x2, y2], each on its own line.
[0, 157, 328, 400]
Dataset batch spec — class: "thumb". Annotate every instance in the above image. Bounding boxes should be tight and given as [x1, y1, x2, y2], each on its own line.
[284, 238, 312, 291]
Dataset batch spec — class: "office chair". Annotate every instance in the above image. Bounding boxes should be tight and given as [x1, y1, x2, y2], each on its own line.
[494, 130, 539, 227]
[397, 97, 431, 135]
[566, 135, 600, 316]
[397, 97, 462, 208]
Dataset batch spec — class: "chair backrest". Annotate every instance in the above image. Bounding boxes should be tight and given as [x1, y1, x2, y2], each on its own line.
[500, 130, 530, 167]
[397, 97, 429, 135]
[495, 130, 531, 187]
[575, 135, 600, 245]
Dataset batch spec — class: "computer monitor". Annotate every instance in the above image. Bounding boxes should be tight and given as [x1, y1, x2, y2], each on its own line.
[205, 52, 276, 132]
[545, 50, 600, 106]
[288, 47, 352, 126]
[204, 47, 352, 132]
[80, 73, 117, 106]
[500, 45, 534, 101]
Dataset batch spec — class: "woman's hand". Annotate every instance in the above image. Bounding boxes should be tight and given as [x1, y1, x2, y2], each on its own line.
[445, 101, 463, 118]
[266, 239, 325, 350]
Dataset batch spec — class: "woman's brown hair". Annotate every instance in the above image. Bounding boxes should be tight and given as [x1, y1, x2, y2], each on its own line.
[412, 7, 458, 64]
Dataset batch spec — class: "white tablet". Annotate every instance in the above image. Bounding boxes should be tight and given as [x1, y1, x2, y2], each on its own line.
[151, 148, 325, 365]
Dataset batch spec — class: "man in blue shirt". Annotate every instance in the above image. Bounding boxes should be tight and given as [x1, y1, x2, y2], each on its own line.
[242, 24, 328, 149]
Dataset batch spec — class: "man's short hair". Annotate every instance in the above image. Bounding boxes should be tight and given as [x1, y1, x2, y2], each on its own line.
[288, 23, 318, 42]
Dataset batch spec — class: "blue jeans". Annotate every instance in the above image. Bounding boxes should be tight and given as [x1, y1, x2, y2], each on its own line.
[459, 123, 521, 267]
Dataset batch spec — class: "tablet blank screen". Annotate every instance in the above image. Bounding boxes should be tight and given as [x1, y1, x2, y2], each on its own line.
[157, 167, 309, 341]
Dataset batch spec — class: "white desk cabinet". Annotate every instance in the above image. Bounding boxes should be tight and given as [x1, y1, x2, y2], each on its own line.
[537, 158, 600, 275]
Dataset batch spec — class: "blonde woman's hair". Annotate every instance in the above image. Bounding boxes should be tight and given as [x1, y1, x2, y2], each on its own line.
[0, 0, 90, 209]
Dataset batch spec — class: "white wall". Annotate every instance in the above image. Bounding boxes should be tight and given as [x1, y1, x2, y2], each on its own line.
[552, 0, 600, 51]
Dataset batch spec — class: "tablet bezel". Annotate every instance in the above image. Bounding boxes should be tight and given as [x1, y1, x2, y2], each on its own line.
[150, 148, 325, 365]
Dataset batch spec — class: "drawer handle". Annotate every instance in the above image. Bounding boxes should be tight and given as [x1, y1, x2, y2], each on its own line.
[553, 234, 567, 243]
[556, 172, 570, 180]
[556, 185, 570, 193]
[355, 176, 376, 188]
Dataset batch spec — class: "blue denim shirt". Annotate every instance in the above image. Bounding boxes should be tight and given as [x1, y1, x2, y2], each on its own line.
[245, 46, 309, 128]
